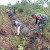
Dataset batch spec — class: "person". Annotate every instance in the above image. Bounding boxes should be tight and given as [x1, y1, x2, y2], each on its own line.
[6, 9, 13, 21]
[10, 20, 21, 35]
[31, 14, 48, 35]
[8, 10, 13, 18]
[6, 9, 8, 13]
[6, 9, 13, 18]
[13, 7, 15, 14]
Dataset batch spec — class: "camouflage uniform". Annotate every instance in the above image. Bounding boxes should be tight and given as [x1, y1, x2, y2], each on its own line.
[35, 14, 48, 33]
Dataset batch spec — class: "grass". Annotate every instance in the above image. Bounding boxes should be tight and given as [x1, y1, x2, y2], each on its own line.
[18, 45, 23, 50]
[0, 9, 50, 49]
[8, 36, 29, 50]
[44, 30, 50, 40]
[2, 48, 5, 50]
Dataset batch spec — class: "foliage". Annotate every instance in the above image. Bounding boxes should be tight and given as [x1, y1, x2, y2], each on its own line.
[18, 45, 23, 50]
[2, 48, 5, 50]
[9, 36, 28, 49]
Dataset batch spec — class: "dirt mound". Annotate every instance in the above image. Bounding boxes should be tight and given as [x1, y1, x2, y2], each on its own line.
[0, 41, 17, 50]
[0, 26, 12, 36]
[0, 29, 7, 36]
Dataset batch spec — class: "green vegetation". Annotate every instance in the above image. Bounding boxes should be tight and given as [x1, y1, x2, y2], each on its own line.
[6, 0, 50, 30]
[2, 48, 5, 50]
[0, 0, 50, 50]
[9, 36, 28, 49]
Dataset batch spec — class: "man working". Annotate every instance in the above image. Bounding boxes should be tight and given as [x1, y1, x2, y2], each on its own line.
[6, 9, 13, 21]
[31, 14, 48, 35]
[8, 10, 13, 18]
[10, 20, 21, 35]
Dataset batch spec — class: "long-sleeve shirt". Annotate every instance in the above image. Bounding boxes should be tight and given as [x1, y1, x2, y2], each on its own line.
[12, 21, 20, 28]
[8, 10, 13, 17]
[35, 14, 48, 26]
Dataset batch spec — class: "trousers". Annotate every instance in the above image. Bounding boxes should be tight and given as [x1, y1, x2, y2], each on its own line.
[15, 26, 21, 35]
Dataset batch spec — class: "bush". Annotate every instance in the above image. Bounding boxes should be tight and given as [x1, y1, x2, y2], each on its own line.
[17, 5, 24, 13]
